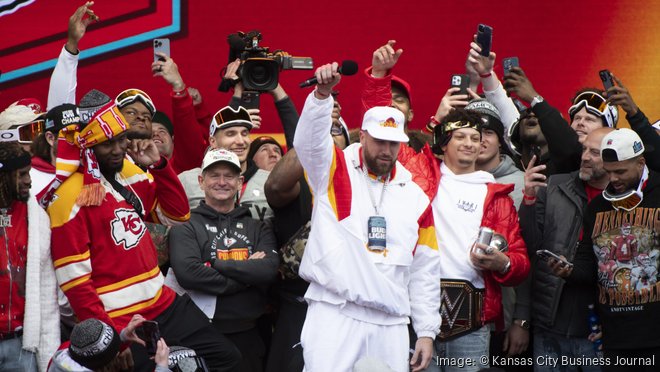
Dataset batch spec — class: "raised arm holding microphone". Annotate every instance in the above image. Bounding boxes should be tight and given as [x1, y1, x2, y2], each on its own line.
[293, 62, 439, 372]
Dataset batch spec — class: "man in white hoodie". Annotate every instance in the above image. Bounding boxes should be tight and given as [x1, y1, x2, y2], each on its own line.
[293, 62, 440, 372]
[406, 109, 529, 372]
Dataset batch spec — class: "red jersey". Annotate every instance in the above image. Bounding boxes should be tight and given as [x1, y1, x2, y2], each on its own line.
[0, 201, 28, 333]
[47, 159, 190, 331]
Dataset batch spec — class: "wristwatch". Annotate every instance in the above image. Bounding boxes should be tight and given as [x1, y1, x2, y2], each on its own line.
[514, 319, 530, 330]
[531, 95, 544, 108]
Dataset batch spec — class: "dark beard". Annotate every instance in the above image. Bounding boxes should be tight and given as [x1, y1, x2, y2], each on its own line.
[12, 187, 29, 203]
[364, 155, 395, 177]
[100, 162, 124, 179]
[520, 132, 542, 145]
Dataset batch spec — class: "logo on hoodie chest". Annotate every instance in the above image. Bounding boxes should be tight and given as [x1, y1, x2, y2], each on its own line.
[209, 227, 253, 261]
[457, 199, 478, 213]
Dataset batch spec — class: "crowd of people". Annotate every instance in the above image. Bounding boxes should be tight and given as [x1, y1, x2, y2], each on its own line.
[1, 2, 659, 372]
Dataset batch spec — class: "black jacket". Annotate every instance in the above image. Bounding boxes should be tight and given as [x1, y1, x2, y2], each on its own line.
[534, 101, 660, 174]
[169, 202, 279, 333]
[517, 171, 597, 336]
[627, 109, 660, 171]
[570, 169, 660, 349]
[532, 100, 581, 175]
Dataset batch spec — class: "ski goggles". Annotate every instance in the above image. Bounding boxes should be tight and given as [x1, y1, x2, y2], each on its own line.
[0, 120, 45, 143]
[602, 166, 648, 211]
[115, 88, 156, 116]
[209, 106, 253, 137]
[603, 188, 643, 211]
[568, 92, 608, 118]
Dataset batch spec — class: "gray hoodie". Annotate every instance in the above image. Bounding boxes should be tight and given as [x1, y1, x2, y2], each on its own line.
[489, 155, 524, 209]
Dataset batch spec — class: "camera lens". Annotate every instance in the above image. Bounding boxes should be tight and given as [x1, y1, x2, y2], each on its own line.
[242, 59, 279, 91]
[251, 66, 267, 84]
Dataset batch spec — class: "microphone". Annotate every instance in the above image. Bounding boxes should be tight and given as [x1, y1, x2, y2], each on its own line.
[299, 60, 359, 88]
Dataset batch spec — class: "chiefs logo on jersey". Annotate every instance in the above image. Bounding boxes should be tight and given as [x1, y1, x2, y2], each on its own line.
[111, 208, 146, 250]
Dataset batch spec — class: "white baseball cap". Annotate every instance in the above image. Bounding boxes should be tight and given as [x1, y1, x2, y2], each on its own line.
[0, 104, 42, 130]
[601, 128, 645, 162]
[361, 106, 409, 143]
[201, 148, 241, 173]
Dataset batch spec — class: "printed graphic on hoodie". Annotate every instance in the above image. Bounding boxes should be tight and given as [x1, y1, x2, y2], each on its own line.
[207, 225, 253, 261]
[591, 208, 660, 311]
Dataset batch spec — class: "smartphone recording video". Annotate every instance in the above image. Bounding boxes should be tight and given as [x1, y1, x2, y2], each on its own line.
[503, 57, 519, 76]
[599, 69, 614, 91]
[476, 24, 493, 57]
[450, 74, 470, 96]
[153, 38, 170, 63]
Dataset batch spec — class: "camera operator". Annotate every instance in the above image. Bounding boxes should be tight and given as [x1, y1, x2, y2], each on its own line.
[178, 58, 299, 222]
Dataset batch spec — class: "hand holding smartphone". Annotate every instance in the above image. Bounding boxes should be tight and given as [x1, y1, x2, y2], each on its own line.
[599, 69, 614, 91]
[536, 249, 573, 268]
[503, 57, 519, 76]
[153, 38, 170, 62]
[476, 24, 493, 57]
[450, 74, 470, 96]
[240, 91, 261, 110]
[136, 320, 161, 355]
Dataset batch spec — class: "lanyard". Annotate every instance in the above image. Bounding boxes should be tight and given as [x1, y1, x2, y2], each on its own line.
[361, 165, 389, 216]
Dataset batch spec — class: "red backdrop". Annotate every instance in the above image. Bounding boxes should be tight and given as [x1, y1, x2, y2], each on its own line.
[2, 0, 659, 138]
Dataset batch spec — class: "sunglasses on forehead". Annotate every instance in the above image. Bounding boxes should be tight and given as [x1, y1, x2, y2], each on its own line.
[0, 120, 45, 144]
[569, 92, 608, 117]
[116, 88, 156, 116]
[442, 120, 481, 133]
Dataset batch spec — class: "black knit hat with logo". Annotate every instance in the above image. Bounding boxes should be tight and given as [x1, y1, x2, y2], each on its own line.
[69, 318, 121, 370]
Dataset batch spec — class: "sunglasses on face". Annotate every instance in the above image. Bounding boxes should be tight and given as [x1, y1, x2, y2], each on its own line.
[116, 88, 156, 116]
[0, 120, 45, 143]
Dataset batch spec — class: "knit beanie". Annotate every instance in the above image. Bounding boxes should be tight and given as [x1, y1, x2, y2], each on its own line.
[153, 111, 174, 135]
[465, 98, 512, 155]
[247, 136, 283, 161]
[68, 319, 121, 370]
[79, 89, 112, 124]
[168, 346, 210, 372]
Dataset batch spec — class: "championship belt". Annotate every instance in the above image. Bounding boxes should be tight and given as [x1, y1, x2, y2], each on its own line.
[438, 279, 484, 341]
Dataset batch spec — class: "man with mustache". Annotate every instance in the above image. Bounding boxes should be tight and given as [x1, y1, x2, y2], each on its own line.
[556, 128, 660, 372]
[515, 128, 611, 371]
[293, 62, 440, 372]
[406, 109, 529, 372]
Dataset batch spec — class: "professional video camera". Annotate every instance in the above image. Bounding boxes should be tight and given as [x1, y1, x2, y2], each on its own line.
[219, 30, 313, 92]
